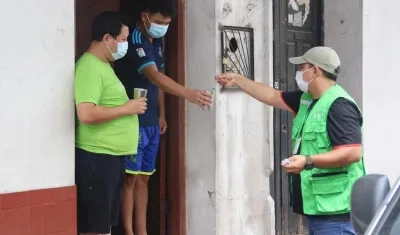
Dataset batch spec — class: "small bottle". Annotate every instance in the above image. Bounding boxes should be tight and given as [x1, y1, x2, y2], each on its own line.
[207, 88, 215, 111]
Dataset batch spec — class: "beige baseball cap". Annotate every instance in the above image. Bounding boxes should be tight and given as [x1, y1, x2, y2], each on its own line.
[289, 46, 341, 75]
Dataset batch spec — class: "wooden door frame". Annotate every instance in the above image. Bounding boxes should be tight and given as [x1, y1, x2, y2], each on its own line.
[164, 0, 186, 234]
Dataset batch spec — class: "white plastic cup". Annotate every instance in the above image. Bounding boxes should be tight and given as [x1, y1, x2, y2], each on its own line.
[134, 88, 147, 99]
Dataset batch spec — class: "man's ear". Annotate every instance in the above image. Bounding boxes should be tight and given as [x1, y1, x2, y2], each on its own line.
[140, 12, 147, 23]
[102, 34, 113, 45]
[314, 66, 322, 76]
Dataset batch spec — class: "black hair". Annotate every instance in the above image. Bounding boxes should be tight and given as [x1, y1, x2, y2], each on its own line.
[141, 0, 177, 19]
[321, 68, 339, 81]
[309, 63, 340, 81]
[91, 11, 131, 41]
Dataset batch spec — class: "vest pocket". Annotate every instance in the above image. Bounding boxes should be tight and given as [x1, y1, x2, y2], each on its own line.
[310, 173, 350, 214]
[302, 124, 316, 141]
[302, 123, 330, 148]
[313, 123, 330, 148]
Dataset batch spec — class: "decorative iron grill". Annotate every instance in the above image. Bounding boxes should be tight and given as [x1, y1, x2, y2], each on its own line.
[220, 25, 255, 81]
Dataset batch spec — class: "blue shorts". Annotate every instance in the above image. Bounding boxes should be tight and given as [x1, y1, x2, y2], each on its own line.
[125, 126, 160, 175]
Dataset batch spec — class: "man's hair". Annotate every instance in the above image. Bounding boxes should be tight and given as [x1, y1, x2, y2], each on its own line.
[310, 63, 340, 81]
[91, 11, 131, 41]
[321, 68, 339, 81]
[141, 0, 177, 18]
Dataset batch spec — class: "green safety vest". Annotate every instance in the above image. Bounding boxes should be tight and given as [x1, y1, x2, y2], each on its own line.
[291, 84, 365, 215]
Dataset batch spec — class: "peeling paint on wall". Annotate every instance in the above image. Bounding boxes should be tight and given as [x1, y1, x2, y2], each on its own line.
[221, 2, 232, 19]
[246, 3, 256, 13]
[288, 0, 310, 27]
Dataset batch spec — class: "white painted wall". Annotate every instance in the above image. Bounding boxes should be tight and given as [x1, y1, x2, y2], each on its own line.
[325, 1, 399, 184]
[186, 0, 217, 234]
[0, 0, 75, 193]
[362, 0, 399, 184]
[324, 0, 363, 109]
[186, 0, 275, 234]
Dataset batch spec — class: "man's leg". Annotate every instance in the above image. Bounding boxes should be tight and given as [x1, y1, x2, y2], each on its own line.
[134, 126, 160, 235]
[122, 128, 147, 235]
[341, 220, 357, 234]
[122, 155, 142, 235]
[75, 148, 121, 235]
[307, 216, 356, 235]
[134, 175, 151, 235]
[110, 156, 127, 233]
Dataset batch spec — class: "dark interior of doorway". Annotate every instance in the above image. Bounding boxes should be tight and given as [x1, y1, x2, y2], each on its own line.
[75, 0, 187, 234]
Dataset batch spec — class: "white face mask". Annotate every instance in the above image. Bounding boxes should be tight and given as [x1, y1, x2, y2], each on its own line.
[295, 67, 315, 93]
[107, 40, 128, 61]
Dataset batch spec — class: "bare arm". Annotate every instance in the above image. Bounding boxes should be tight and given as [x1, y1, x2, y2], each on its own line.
[283, 146, 362, 173]
[311, 99, 363, 168]
[143, 65, 191, 99]
[76, 103, 128, 124]
[232, 74, 292, 112]
[76, 98, 147, 125]
[310, 146, 362, 168]
[158, 88, 166, 118]
[158, 67, 166, 118]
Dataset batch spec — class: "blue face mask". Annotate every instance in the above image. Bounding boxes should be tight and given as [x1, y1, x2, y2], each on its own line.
[145, 14, 169, 38]
[107, 40, 128, 61]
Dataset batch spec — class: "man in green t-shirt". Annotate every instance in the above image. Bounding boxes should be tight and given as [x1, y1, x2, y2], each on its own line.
[74, 11, 146, 235]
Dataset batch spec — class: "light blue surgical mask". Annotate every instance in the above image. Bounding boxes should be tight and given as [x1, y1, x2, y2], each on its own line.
[107, 40, 128, 61]
[145, 14, 169, 38]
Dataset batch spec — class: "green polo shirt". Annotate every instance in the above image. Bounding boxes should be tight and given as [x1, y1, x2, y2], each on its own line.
[74, 53, 138, 155]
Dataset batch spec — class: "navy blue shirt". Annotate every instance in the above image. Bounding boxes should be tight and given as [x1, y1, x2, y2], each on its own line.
[114, 27, 164, 127]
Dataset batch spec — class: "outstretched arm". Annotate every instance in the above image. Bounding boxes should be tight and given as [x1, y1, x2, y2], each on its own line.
[216, 73, 294, 112]
[143, 65, 192, 99]
[128, 39, 212, 108]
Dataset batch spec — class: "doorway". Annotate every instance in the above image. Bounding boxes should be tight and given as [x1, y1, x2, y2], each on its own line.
[75, 0, 187, 234]
[270, 0, 323, 234]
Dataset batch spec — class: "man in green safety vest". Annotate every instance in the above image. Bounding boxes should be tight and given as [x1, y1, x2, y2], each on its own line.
[216, 46, 364, 235]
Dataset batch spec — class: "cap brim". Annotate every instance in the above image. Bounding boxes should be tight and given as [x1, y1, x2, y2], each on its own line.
[289, 56, 307, 65]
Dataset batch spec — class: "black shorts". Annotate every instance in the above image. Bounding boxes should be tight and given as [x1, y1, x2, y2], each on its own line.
[75, 147, 126, 234]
